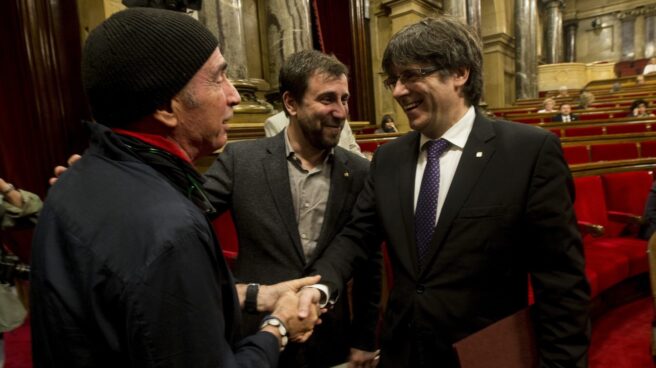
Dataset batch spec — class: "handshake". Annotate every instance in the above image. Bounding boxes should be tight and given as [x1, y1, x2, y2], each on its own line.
[238, 275, 326, 347]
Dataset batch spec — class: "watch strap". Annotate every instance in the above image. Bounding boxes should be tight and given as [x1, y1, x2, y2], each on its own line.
[245, 283, 259, 314]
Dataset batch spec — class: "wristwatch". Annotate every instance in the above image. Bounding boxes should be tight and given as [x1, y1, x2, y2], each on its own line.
[260, 315, 288, 351]
[245, 283, 259, 314]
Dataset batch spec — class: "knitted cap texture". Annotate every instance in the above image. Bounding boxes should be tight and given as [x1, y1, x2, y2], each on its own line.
[82, 7, 218, 127]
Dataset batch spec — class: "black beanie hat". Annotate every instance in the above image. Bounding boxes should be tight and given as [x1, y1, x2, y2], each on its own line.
[82, 7, 218, 127]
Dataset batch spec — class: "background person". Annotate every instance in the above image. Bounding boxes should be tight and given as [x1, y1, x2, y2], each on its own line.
[375, 114, 398, 133]
[537, 97, 556, 113]
[630, 99, 655, 118]
[551, 103, 579, 122]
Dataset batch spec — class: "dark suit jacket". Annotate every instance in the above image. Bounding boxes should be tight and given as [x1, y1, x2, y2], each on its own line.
[551, 113, 578, 122]
[203, 132, 381, 367]
[311, 113, 590, 367]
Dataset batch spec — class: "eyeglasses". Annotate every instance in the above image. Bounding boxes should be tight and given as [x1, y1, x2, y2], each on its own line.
[383, 66, 441, 91]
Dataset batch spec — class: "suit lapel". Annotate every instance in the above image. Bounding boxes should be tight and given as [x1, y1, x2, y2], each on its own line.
[262, 133, 306, 264]
[398, 132, 422, 275]
[420, 114, 496, 276]
[307, 149, 351, 266]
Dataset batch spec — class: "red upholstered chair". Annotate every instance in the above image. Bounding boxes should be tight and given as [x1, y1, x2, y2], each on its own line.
[642, 141, 656, 158]
[563, 126, 604, 137]
[562, 145, 590, 164]
[602, 171, 652, 217]
[606, 123, 649, 134]
[573, 176, 648, 278]
[589, 143, 639, 162]
[549, 129, 562, 137]
[358, 140, 379, 153]
[212, 210, 239, 268]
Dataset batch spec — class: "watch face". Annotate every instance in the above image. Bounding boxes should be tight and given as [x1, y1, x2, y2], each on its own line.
[268, 319, 281, 327]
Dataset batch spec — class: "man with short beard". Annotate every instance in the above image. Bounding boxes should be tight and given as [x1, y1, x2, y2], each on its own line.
[203, 50, 382, 368]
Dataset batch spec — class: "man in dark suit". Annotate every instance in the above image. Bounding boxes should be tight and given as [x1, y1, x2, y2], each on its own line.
[203, 50, 381, 368]
[551, 103, 579, 122]
[300, 16, 590, 368]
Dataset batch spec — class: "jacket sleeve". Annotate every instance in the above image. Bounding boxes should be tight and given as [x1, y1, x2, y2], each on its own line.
[125, 223, 279, 368]
[349, 243, 383, 352]
[524, 134, 590, 368]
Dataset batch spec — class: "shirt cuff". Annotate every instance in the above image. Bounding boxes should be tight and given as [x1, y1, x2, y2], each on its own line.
[302, 284, 330, 308]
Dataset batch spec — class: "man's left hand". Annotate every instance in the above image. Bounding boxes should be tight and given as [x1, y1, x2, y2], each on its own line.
[348, 348, 380, 368]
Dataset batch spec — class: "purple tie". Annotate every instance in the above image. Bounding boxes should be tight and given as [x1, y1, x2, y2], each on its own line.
[415, 138, 450, 267]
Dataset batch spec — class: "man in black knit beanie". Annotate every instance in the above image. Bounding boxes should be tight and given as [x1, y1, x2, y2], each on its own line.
[30, 8, 319, 367]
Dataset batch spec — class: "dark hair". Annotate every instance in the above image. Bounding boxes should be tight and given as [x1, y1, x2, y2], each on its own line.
[382, 15, 483, 107]
[631, 99, 648, 111]
[380, 114, 394, 126]
[278, 50, 348, 113]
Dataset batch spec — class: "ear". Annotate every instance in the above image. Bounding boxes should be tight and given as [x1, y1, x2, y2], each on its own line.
[452, 67, 470, 87]
[153, 100, 179, 129]
[282, 91, 299, 117]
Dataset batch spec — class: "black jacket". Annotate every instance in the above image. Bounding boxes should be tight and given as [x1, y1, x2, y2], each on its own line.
[31, 123, 279, 367]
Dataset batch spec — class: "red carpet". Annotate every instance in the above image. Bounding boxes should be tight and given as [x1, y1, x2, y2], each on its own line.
[3, 298, 655, 367]
[590, 297, 654, 368]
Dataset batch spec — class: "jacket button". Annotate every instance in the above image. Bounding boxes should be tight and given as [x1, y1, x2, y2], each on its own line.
[416, 285, 425, 294]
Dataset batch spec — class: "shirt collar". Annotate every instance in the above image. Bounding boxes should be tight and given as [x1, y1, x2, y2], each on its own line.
[419, 105, 476, 151]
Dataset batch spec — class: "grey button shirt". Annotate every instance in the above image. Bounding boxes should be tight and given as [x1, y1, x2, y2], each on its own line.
[284, 130, 333, 260]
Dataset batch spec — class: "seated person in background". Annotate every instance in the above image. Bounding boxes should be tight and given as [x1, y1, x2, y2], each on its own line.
[636, 74, 646, 85]
[551, 103, 578, 122]
[537, 97, 556, 113]
[610, 81, 622, 93]
[375, 114, 398, 133]
[0, 178, 41, 229]
[556, 85, 569, 98]
[630, 99, 655, 118]
[264, 110, 364, 157]
[577, 91, 595, 110]
[643, 57, 656, 75]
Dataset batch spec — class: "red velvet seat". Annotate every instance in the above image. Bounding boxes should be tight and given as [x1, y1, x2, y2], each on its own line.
[573, 176, 648, 279]
[563, 126, 604, 137]
[641, 141, 656, 158]
[549, 128, 562, 137]
[589, 143, 639, 161]
[602, 171, 652, 217]
[562, 146, 590, 164]
[605, 123, 649, 134]
[583, 247, 630, 293]
[587, 238, 648, 276]
[358, 141, 379, 153]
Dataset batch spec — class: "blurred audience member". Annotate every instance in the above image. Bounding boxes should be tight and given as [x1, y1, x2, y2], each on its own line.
[643, 57, 656, 75]
[538, 98, 556, 113]
[577, 91, 595, 110]
[636, 74, 646, 85]
[630, 99, 655, 118]
[375, 114, 398, 133]
[551, 103, 578, 122]
[610, 81, 621, 93]
[556, 85, 569, 98]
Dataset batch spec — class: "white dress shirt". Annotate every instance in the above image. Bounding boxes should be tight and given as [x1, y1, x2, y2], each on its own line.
[413, 106, 476, 225]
